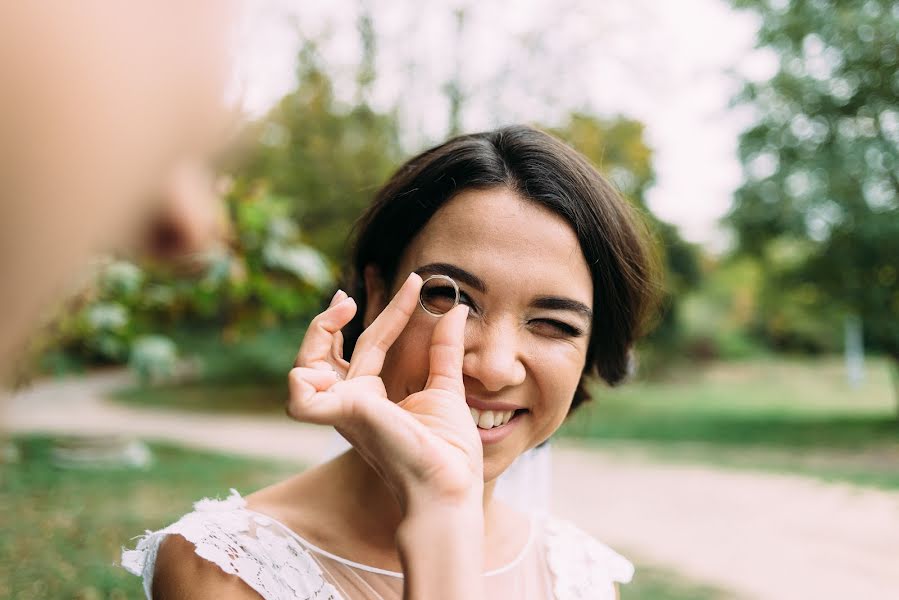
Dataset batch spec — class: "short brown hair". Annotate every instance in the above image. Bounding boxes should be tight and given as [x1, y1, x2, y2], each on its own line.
[340, 125, 662, 412]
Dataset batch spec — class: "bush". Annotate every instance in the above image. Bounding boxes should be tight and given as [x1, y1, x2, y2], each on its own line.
[40, 188, 331, 377]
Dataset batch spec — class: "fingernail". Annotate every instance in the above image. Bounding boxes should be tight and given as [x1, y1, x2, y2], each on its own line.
[329, 289, 346, 306]
[338, 296, 355, 307]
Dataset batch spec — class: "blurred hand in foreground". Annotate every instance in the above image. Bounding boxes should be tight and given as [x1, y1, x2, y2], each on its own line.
[0, 2, 238, 383]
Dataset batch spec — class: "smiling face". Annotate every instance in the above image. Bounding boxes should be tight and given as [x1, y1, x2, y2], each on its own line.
[364, 187, 594, 482]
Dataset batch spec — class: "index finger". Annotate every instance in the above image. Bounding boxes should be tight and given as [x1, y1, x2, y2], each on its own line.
[423, 303, 469, 395]
[295, 293, 356, 369]
[346, 272, 422, 378]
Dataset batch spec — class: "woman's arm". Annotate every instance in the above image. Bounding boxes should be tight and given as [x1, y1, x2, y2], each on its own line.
[397, 497, 485, 600]
[287, 275, 485, 599]
[152, 535, 262, 600]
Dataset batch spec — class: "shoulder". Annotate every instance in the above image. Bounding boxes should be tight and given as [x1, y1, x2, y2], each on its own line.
[121, 489, 339, 600]
[540, 514, 634, 600]
[152, 533, 261, 599]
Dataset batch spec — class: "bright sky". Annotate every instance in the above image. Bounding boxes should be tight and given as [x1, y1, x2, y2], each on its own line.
[233, 0, 776, 252]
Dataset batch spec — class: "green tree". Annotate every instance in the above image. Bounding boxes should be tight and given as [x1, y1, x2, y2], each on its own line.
[549, 114, 702, 350]
[728, 0, 899, 390]
[241, 45, 404, 260]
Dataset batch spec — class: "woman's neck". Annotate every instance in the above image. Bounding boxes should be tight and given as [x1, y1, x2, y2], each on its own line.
[332, 448, 502, 537]
[285, 448, 522, 572]
[251, 447, 529, 574]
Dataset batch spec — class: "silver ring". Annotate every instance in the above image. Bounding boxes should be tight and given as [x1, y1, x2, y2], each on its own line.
[418, 274, 460, 316]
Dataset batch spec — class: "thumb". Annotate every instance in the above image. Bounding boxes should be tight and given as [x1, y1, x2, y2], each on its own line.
[424, 304, 468, 395]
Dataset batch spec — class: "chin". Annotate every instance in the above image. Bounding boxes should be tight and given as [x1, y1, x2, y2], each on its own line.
[481, 446, 525, 485]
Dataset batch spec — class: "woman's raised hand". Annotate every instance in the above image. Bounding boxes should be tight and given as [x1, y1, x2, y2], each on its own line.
[287, 272, 483, 513]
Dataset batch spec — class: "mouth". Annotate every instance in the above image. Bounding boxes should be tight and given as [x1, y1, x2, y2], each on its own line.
[468, 406, 528, 430]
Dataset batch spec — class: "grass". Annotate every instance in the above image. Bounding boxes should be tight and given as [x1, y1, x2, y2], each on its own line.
[625, 564, 734, 600]
[114, 381, 286, 414]
[1, 435, 727, 600]
[0, 436, 299, 600]
[562, 356, 899, 489]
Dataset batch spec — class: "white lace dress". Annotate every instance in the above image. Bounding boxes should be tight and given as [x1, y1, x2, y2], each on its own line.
[121, 489, 633, 600]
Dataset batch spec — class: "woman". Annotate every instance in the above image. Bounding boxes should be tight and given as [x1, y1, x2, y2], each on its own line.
[123, 125, 661, 599]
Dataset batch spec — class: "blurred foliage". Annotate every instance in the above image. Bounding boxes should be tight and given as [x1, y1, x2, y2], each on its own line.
[728, 0, 899, 369]
[549, 114, 703, 358]
[679, 256, 767, 360]
[40, 43, 703, 383]
[43, 186, 331, 381]
[238, 44, 404, 261]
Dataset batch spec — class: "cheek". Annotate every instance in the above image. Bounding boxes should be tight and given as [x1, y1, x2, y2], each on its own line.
[528, 346, 584, 430]
[380, 315, 436, 401]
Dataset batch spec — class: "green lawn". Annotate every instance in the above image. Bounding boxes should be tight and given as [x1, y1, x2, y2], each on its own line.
[1, 436, 299, 600]
[562, 356, 899, 489]
[114, 381, 287, 415]
[2, 435, 726, 599]
[624, 565, 732, 600]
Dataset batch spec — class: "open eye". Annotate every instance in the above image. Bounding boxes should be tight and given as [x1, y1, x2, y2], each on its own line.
[420, 284, 458, 315]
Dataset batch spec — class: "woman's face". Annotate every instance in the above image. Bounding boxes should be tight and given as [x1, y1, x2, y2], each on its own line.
[366, 187, 594, 483]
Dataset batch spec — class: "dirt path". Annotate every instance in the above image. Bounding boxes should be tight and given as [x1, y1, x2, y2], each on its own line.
[6, 372, 899, 600]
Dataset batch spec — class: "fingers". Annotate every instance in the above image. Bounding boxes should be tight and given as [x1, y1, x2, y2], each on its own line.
[291, 366, 341, 389]
[287, 369, 392, 431]
[296, 290, 355, 369]
[329, 289, 347, 308]
[424, 304, 469, 395]
[327, 289, 347, 362]
[287, 367, 344, 425]
[331, 329, 346, 363]
[347, 272, 422, 378]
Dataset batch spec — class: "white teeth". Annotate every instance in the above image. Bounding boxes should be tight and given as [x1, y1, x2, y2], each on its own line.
[469, 408, 517, 430]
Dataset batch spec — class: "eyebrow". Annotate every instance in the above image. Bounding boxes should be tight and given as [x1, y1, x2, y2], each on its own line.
[415, 263, 487, 293]
[414, 262, 593, 321]
[531, 296, 593, 322]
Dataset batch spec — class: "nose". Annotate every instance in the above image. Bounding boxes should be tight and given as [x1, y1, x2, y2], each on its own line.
[462, 316, 526, 392]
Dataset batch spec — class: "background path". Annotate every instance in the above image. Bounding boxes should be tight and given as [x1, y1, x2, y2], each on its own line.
[6, 372, 899, 600]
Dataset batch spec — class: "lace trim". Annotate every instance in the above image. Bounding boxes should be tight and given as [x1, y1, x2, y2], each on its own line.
[120, 489, 341, 600]
[243, 506, 538, 579]
[121, 489, 633, 600]
[544, 516, 634, 600]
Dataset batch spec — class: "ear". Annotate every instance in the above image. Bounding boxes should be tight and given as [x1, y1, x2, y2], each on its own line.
[362, 264, 387, 328]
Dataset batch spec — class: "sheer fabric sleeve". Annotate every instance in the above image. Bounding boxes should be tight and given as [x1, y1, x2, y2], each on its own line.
[120, 489, 341, 600]
[543, 516, 634, 600]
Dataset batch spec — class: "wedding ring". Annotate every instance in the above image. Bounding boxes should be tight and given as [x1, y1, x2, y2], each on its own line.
[418, 274, 460, 316]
